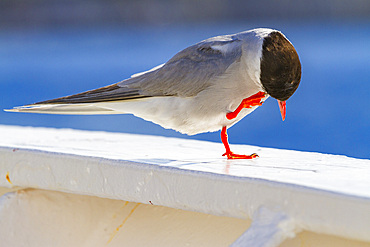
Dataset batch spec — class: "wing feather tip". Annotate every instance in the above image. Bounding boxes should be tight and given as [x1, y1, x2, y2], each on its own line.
[4, 108, 14, 112]
[4, 107, 21, 112]
[4, 104, 42, 113]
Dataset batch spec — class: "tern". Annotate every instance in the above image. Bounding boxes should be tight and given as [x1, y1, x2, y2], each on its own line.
[6, 28, 301, 159]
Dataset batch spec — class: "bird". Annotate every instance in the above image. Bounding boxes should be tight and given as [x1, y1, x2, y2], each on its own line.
[5, 28, 301, 159]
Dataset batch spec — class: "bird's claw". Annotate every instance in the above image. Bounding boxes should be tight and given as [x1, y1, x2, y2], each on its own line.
[222, 152, 259, 160]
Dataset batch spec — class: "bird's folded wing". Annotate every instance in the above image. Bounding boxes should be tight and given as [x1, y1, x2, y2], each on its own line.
[6, 38, 242, 114]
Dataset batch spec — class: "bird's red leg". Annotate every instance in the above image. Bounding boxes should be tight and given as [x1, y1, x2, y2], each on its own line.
[226, 91, 266, 120]
[221, 126, 258, 159]
[221, 91, 266, 159]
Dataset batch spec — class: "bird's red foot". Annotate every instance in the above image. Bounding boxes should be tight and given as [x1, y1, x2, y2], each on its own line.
[227, 91, 266, 120]
[222, 151, 259, 160]
[221, 126, 260, 160]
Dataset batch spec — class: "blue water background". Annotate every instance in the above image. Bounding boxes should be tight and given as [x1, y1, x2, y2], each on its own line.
[1, 22, 369, 159]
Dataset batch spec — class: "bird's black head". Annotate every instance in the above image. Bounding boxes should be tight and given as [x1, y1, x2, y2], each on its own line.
[260, 31, 301, 101]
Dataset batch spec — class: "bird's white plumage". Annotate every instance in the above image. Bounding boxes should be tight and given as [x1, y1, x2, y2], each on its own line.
[6, 28, 277, 135]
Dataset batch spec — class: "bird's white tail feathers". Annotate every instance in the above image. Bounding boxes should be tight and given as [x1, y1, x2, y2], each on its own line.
[4, 103, 123, 115]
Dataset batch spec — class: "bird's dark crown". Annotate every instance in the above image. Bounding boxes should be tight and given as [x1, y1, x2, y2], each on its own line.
[260, 31, 301, 101]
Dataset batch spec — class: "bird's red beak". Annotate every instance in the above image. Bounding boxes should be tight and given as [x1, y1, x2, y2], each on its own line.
[277, 100, 286, 121]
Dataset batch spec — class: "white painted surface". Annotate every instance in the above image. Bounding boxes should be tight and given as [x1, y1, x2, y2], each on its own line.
[0, 125, 370, 246]
[1, 189, 369, 247]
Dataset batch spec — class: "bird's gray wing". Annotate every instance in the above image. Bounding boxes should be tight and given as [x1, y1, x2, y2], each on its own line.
[28, 37, 242, 106]
[5, 36, 244, 114]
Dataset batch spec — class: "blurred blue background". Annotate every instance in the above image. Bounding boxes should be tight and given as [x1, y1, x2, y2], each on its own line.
[1, 0, 369, 159]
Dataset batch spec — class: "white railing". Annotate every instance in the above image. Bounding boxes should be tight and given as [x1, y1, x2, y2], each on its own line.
[0, 125, 369, 247]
